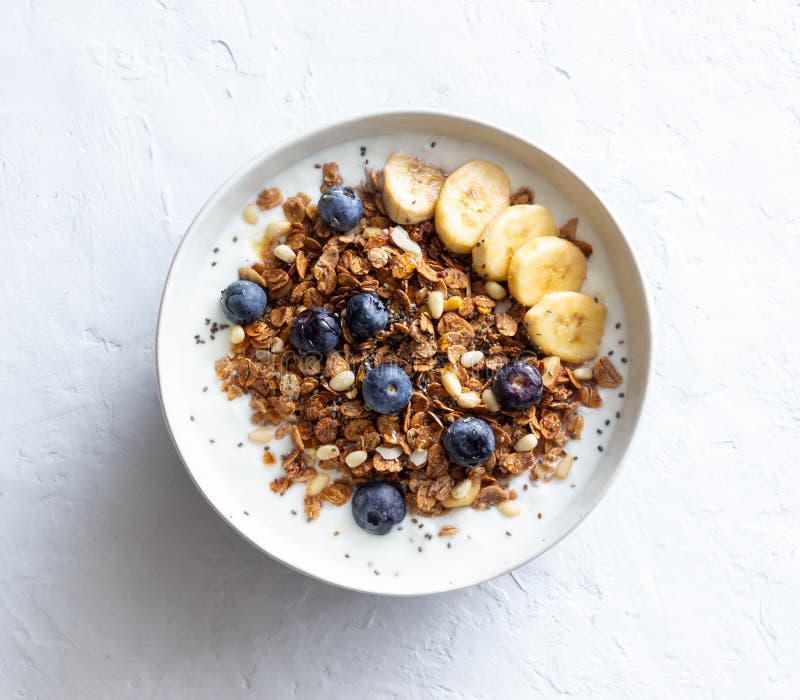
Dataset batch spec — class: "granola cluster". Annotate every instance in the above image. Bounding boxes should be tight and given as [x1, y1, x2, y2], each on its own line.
[214, 163, 620, 521]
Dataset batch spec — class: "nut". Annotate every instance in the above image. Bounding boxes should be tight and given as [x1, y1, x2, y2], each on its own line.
[271, 338, 284, 353]
[390, 226, 422, 259]
[428, 291, 445, 319]
[248, 427, 275, 443]
[274, 244, 297, 264]
[484, 281, 507, 300]
[317, 444, 340, 461]
[264, 219, 292, 241]
[376, 445, 403, 460]
[441, 370, 462, 398]
[514, 434, 539, 452]
[593, 356, 623, 388]
[329, 370, 355, 392]
[409, 448, 428, 466]
[573, 366, 593, 381]
[555, 454, 574, 479]
[243, 204, 259, 225]
[362, 227, 384, 238]
[229, 324, 245, 345]
[457, 391, 481, 409]
[460, 350, 484, 368]
[306, 472, 330, 496]
[540, 356, 562, 389]
[443, 478, 480, 507]
[498, 501, 520, 517]
[450, 479, 473, 500]
[481, 388, 501, 413]
[345, 450, 368, 468]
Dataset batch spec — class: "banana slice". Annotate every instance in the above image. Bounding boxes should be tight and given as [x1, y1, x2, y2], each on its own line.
[524, 291, 607, 364]
[382, 153, 446, 225]
[473, 204, 558, 281]
[435, 159, 510, 254]
[507, 236, 587, 306]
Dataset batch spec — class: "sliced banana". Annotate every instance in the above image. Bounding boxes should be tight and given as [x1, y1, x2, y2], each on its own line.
[382, 153, 446, 225]
[524, 291, 607, 364]
[434, 159, 510, 254]
[473, 204, 558, 281]
[507, 236, 587, 306]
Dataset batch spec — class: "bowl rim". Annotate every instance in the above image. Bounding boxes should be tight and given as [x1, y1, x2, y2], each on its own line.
[156, 109, 654, 596]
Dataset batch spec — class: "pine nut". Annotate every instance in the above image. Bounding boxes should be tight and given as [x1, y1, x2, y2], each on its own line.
[306, 472, 330, 496]
[409, 448, 428, 466]
[264, 219, 292, 240]
[248, 427, 275, 443]
[428, 291, 445, 319]
[457, 391, 481, 409]
[442, 370, 462, 397]
[317, 444, 340, 461]
[390, 226, 422, 259]
[574, 366, 593, 381]
[302, 448, 318, 466]
[376, 445, 403, 460]
[450, 478, 473, 500]
[460, 350, 484, 368]
[329, 370, 355, 392]
[498, 501, 520, 517]
[443, 295, 463, 312]
[515, 434, 539, 452]
[271, 337, 284, 353]
[555, 454, 574, 479]
[482, 388, 501, 413]
[229, 324, 245, 344]
[484, 281, 507, 300]
[362, 227, 384, 238]
[345, 450, 368, 468]
[274, 244, 296, 264]
[541, 356, 562, 389]
[243, 203, 259, 225]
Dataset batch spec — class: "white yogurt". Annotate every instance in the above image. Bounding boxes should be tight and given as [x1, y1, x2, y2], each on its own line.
[188, 132, 628, 583]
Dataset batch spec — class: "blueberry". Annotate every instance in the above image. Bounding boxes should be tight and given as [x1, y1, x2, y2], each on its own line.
[362, 364, 413, 415]
[289, 307, 342, 354]
[442, 417, 495, 467]
[492, 361, 543, 410]
[345, 292, 389, 340]
[220, 280, 268, 325]
[351, 481, 406, 535]
[318, 186, 364, 231]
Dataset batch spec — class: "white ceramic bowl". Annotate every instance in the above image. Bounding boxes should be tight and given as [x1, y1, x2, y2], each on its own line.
[157, 111, 652, 596]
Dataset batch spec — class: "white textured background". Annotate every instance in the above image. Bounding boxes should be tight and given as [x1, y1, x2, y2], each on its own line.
[2, 1, 799, 697]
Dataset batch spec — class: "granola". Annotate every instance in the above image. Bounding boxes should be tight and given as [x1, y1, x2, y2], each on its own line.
[215, 155, 624, 527]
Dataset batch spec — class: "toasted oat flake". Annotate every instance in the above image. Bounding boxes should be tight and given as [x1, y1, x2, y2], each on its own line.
[555, 454, 574, 480]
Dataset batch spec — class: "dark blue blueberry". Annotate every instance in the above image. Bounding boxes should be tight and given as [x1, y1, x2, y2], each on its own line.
[220, 280, 268, 325]
[345, 292, 389, 340]
[289, 307, 342, 354]
[351, 481, 405, 535]
[362, 364, 413, 415]
[492, 361, 543, 410]
[318, 186, 364, 231]
[442, 417, 495, 467]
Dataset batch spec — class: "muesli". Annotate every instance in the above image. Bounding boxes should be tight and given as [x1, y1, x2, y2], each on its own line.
[214, 154, 623, 535]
